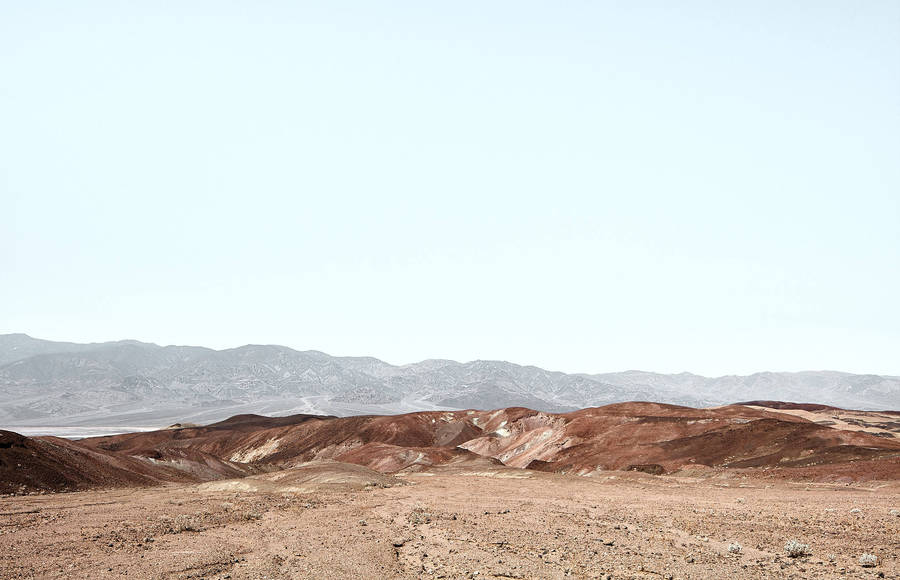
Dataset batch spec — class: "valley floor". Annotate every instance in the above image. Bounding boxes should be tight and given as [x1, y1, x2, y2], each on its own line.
[1, 467, 898, 580]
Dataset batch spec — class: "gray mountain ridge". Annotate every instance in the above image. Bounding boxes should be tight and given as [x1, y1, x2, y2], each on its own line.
[1, 333, 897, 432]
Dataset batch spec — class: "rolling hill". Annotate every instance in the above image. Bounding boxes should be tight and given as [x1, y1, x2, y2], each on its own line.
[3, 402, 898, 494]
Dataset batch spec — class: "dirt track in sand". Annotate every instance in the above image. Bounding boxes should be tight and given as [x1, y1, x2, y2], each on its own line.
[2, 466, 897, 579]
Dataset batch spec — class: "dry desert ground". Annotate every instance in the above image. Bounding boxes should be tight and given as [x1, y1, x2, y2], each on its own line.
[2, 464, 898, 580]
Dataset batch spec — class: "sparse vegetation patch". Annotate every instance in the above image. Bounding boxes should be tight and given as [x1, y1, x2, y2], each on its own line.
[784, 540, 811, 558]
[859, 553, 878, 568]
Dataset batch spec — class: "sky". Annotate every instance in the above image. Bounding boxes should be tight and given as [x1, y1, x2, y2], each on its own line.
[2, 1, 899, 377]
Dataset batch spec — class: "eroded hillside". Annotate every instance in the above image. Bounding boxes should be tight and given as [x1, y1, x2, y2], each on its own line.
[4, 402, 898, 495]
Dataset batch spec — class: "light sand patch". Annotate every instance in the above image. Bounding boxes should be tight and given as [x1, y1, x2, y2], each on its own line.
[749, 406, 898, 438]
[229, 437, 281, 463]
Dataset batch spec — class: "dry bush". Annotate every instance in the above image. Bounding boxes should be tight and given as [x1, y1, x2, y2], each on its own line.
[784, 540, 811, 558]
[407, 506, 432, 525]
[858, 554, 878, 568]
[170, 514, 202, 533]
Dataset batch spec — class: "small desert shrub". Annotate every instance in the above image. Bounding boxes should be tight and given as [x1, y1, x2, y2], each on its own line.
[784, 540, 811, 558]
[171, 514, 202, 533]
[407, 506, 432, 525]
[242, 511, 263, 521]
[727, 543, 742, 554]
[858, 554, 878, 568]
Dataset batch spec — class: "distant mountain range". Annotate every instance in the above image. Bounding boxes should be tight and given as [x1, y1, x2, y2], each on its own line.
[0, 333, 897, 430]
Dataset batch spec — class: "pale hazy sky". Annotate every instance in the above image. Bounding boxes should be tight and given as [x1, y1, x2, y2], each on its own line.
[2, 2, 899, 376]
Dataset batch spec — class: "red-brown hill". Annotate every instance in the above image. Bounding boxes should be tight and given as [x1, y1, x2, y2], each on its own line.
[0, 430, 195, 494]
[735, 400, 844, 411]
[8, 402, 897, 495]
[79, 402, 900, 483]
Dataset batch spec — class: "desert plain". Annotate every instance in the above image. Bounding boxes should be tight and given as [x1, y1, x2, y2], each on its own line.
[2, 402, 898, 579]
[2, 465, 898, 579]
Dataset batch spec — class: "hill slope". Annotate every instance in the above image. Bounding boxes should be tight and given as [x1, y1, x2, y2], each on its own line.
[85, 403, 900, 481]
[6, 402, 899, 494]
[0, 430, 193, 494]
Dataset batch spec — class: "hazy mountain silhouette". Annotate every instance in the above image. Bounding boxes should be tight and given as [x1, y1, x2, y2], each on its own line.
[1, 333, 896, 429]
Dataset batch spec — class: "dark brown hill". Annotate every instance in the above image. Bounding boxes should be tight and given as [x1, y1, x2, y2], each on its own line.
[0, 430, 192, 494]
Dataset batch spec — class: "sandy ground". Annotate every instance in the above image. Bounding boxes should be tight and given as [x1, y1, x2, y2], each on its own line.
[1, 468, 898, 580]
